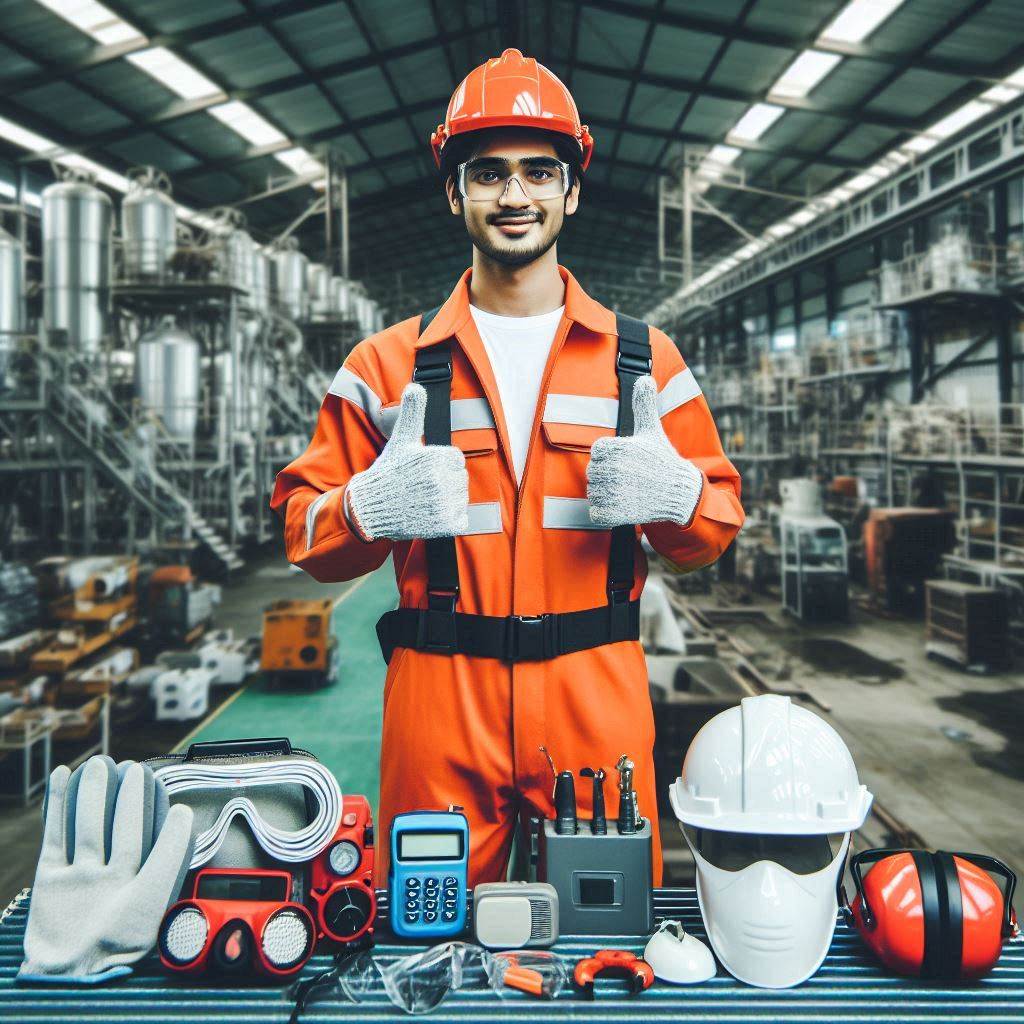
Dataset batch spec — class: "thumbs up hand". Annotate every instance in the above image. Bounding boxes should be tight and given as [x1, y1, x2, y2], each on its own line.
[586, 375, 704, 529]
[345, 382, 470, 541]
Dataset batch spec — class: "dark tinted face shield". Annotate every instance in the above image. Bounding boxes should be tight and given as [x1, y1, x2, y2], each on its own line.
[684, 826, 846, 874]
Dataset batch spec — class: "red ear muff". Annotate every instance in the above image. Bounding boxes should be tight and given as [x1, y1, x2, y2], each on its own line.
[846, 848, 1017, 980]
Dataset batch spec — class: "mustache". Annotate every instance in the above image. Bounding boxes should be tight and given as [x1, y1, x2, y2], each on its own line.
[487, 211, 542, 224]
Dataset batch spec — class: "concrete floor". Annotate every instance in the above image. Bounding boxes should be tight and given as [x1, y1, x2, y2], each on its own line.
[2, 551, 1021, 907]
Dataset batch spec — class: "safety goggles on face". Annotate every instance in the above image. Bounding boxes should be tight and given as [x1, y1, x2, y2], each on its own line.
[683, 825, 847, 875]
[457, 157, 571, 202]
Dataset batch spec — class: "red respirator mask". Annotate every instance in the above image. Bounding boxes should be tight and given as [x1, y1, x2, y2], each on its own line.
[840, 848, 1018, 980]
[159, 868, 316, 979]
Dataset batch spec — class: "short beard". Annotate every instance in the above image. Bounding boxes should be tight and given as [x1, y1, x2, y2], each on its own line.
[465, 209, 562, 267]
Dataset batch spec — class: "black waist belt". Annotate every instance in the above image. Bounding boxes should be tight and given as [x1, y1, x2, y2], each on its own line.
[376, 597, 641, 665]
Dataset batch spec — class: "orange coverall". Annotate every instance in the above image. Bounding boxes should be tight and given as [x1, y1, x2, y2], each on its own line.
[271, 266, 744, 888]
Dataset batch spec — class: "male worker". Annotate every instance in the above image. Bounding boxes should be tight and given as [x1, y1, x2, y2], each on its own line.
[271, 49, 743, 889]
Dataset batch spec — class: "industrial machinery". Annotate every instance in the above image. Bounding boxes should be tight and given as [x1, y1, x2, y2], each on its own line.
[145, 565, 221, 647]
[778, 480, 849, 622]
[260, 599, 336, 686]
[0, 161, 384, 572]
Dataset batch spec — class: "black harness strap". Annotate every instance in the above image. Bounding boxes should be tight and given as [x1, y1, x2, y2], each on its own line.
[608, 313, 653, 635]
[411, 307, 460, 653]
[374, 307, 650, 664]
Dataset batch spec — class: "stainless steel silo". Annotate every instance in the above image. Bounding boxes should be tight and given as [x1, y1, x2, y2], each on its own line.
[121, 167, 176, 279]
[0, 228, 23, 334]
[272, 246, 308, 321]
[251, 246, 272, 314]
[307, 263, 331, 319]
[136, 320, 201, 440]
[330, 276, 350, 320]
[42, 176, 113, 353]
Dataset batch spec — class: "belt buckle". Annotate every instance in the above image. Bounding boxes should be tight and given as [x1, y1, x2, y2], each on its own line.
[418, 590, 458, 653]
[507, 614, 553, 663]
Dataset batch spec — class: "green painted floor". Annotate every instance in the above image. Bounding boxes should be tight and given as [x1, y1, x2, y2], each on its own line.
[173, 565, 398, 811]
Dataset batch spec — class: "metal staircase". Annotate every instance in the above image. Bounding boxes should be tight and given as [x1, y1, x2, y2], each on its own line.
[35, 349, 244, 573]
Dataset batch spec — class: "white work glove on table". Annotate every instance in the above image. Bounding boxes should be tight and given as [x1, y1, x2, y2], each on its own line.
[18, 755, 194, 984]
[345, 382, 470, 541]
[586, 374, 704, 528]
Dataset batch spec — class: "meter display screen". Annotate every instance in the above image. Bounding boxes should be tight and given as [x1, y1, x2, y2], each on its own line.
[398, 830, 464, 862]
[578, 876, 615, 905]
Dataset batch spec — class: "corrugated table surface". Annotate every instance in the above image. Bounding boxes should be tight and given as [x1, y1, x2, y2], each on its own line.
[1, 887, 1021, 1022]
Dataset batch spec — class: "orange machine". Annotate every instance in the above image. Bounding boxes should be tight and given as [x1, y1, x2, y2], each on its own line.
[261, 599, 335, 685]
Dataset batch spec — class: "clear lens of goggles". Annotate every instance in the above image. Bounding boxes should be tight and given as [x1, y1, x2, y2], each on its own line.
[684, 826, 846, 874]
[459, 157, 570, 202]
[162, 906, 208, 964]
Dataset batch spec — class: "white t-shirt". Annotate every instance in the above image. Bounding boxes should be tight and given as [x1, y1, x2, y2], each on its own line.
[469, 304, 564, 485]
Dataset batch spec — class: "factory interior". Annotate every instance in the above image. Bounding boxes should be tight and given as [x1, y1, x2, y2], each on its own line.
[1, 0, 1023, 1019]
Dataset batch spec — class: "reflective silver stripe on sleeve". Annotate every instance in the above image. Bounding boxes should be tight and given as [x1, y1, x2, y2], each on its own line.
[305, 487, 341, 550]
[658, 367, 702, 416]
[457, 502, 503, 536]
[327, 366, 385, 432]
[542, 496, 602, 530]
[378, 396, 496, 438]
[543, 394, 618, 429]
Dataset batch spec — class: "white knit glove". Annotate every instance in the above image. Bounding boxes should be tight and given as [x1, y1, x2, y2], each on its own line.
[586, 374, 704, 528]
[19, 756, 194, 984]
[345, 382, 469, 541]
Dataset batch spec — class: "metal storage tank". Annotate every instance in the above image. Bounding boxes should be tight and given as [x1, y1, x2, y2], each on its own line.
[228, 225, 254, 296]
[330, 276, 350, 320]
[0, 228, 23, 335]
[121, 167, 176, 279]
[308, 263, 331, 318]
[251, 246, 272, 314]
[272, 245, 308, 320]
[136, 320, 201, 441]
[42, 175, 112, 353]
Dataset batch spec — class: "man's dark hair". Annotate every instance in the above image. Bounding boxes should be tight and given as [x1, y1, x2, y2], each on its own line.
[439, 127, 584, 193]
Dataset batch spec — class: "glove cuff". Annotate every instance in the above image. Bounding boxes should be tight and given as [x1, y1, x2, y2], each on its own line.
[658, 456, 704, 527]
[17, 963, 134, 986]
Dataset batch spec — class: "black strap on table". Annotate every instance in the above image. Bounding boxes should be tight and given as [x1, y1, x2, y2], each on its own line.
[375, 307, 651, 664]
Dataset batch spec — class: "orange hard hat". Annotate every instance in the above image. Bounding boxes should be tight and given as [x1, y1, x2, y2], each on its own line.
[430, 48, 594, 171]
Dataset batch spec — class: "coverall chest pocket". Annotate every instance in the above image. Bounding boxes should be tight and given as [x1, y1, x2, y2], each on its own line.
[452, 427, 500, 503]
[541, 421, 614, 493]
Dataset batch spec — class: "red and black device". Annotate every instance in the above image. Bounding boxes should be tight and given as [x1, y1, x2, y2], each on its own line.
[159, 868, 316, 979]
[573, 949, 655, 998]
[841, 848, 1018, 980]
[306, 793, 377, 945]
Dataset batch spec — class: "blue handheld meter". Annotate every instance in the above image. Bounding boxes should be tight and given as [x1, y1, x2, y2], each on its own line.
[389, 809, 469, 939]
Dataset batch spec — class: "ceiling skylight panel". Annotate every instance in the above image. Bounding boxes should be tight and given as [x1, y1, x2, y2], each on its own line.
[127, 47, 220, 100]
[728, 104, 785, 141]
[209, 101, 286, 147]
[770, 51, 842, 99]
[818, 0, 908, 45]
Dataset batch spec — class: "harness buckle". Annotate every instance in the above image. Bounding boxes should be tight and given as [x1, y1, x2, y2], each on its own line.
[412, 359, 453, 385]
[607, 583, 632, 638]
[417, 590, 458, 653]
[616, 350, 652, 377]
[505, 614, 558, 663]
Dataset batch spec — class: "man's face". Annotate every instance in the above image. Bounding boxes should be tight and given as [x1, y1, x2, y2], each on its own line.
[446, 132, 580, 267]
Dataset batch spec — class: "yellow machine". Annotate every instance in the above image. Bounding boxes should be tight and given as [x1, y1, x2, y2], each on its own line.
[260, 599, 336, 686]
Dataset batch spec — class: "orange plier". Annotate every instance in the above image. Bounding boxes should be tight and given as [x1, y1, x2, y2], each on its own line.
[574, 949, 655, 998]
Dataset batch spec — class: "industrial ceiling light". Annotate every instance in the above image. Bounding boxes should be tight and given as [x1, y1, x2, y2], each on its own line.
[728, 103, 785, 142]
[770, 51, 842, 99]
[818, 0, 907, 45]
